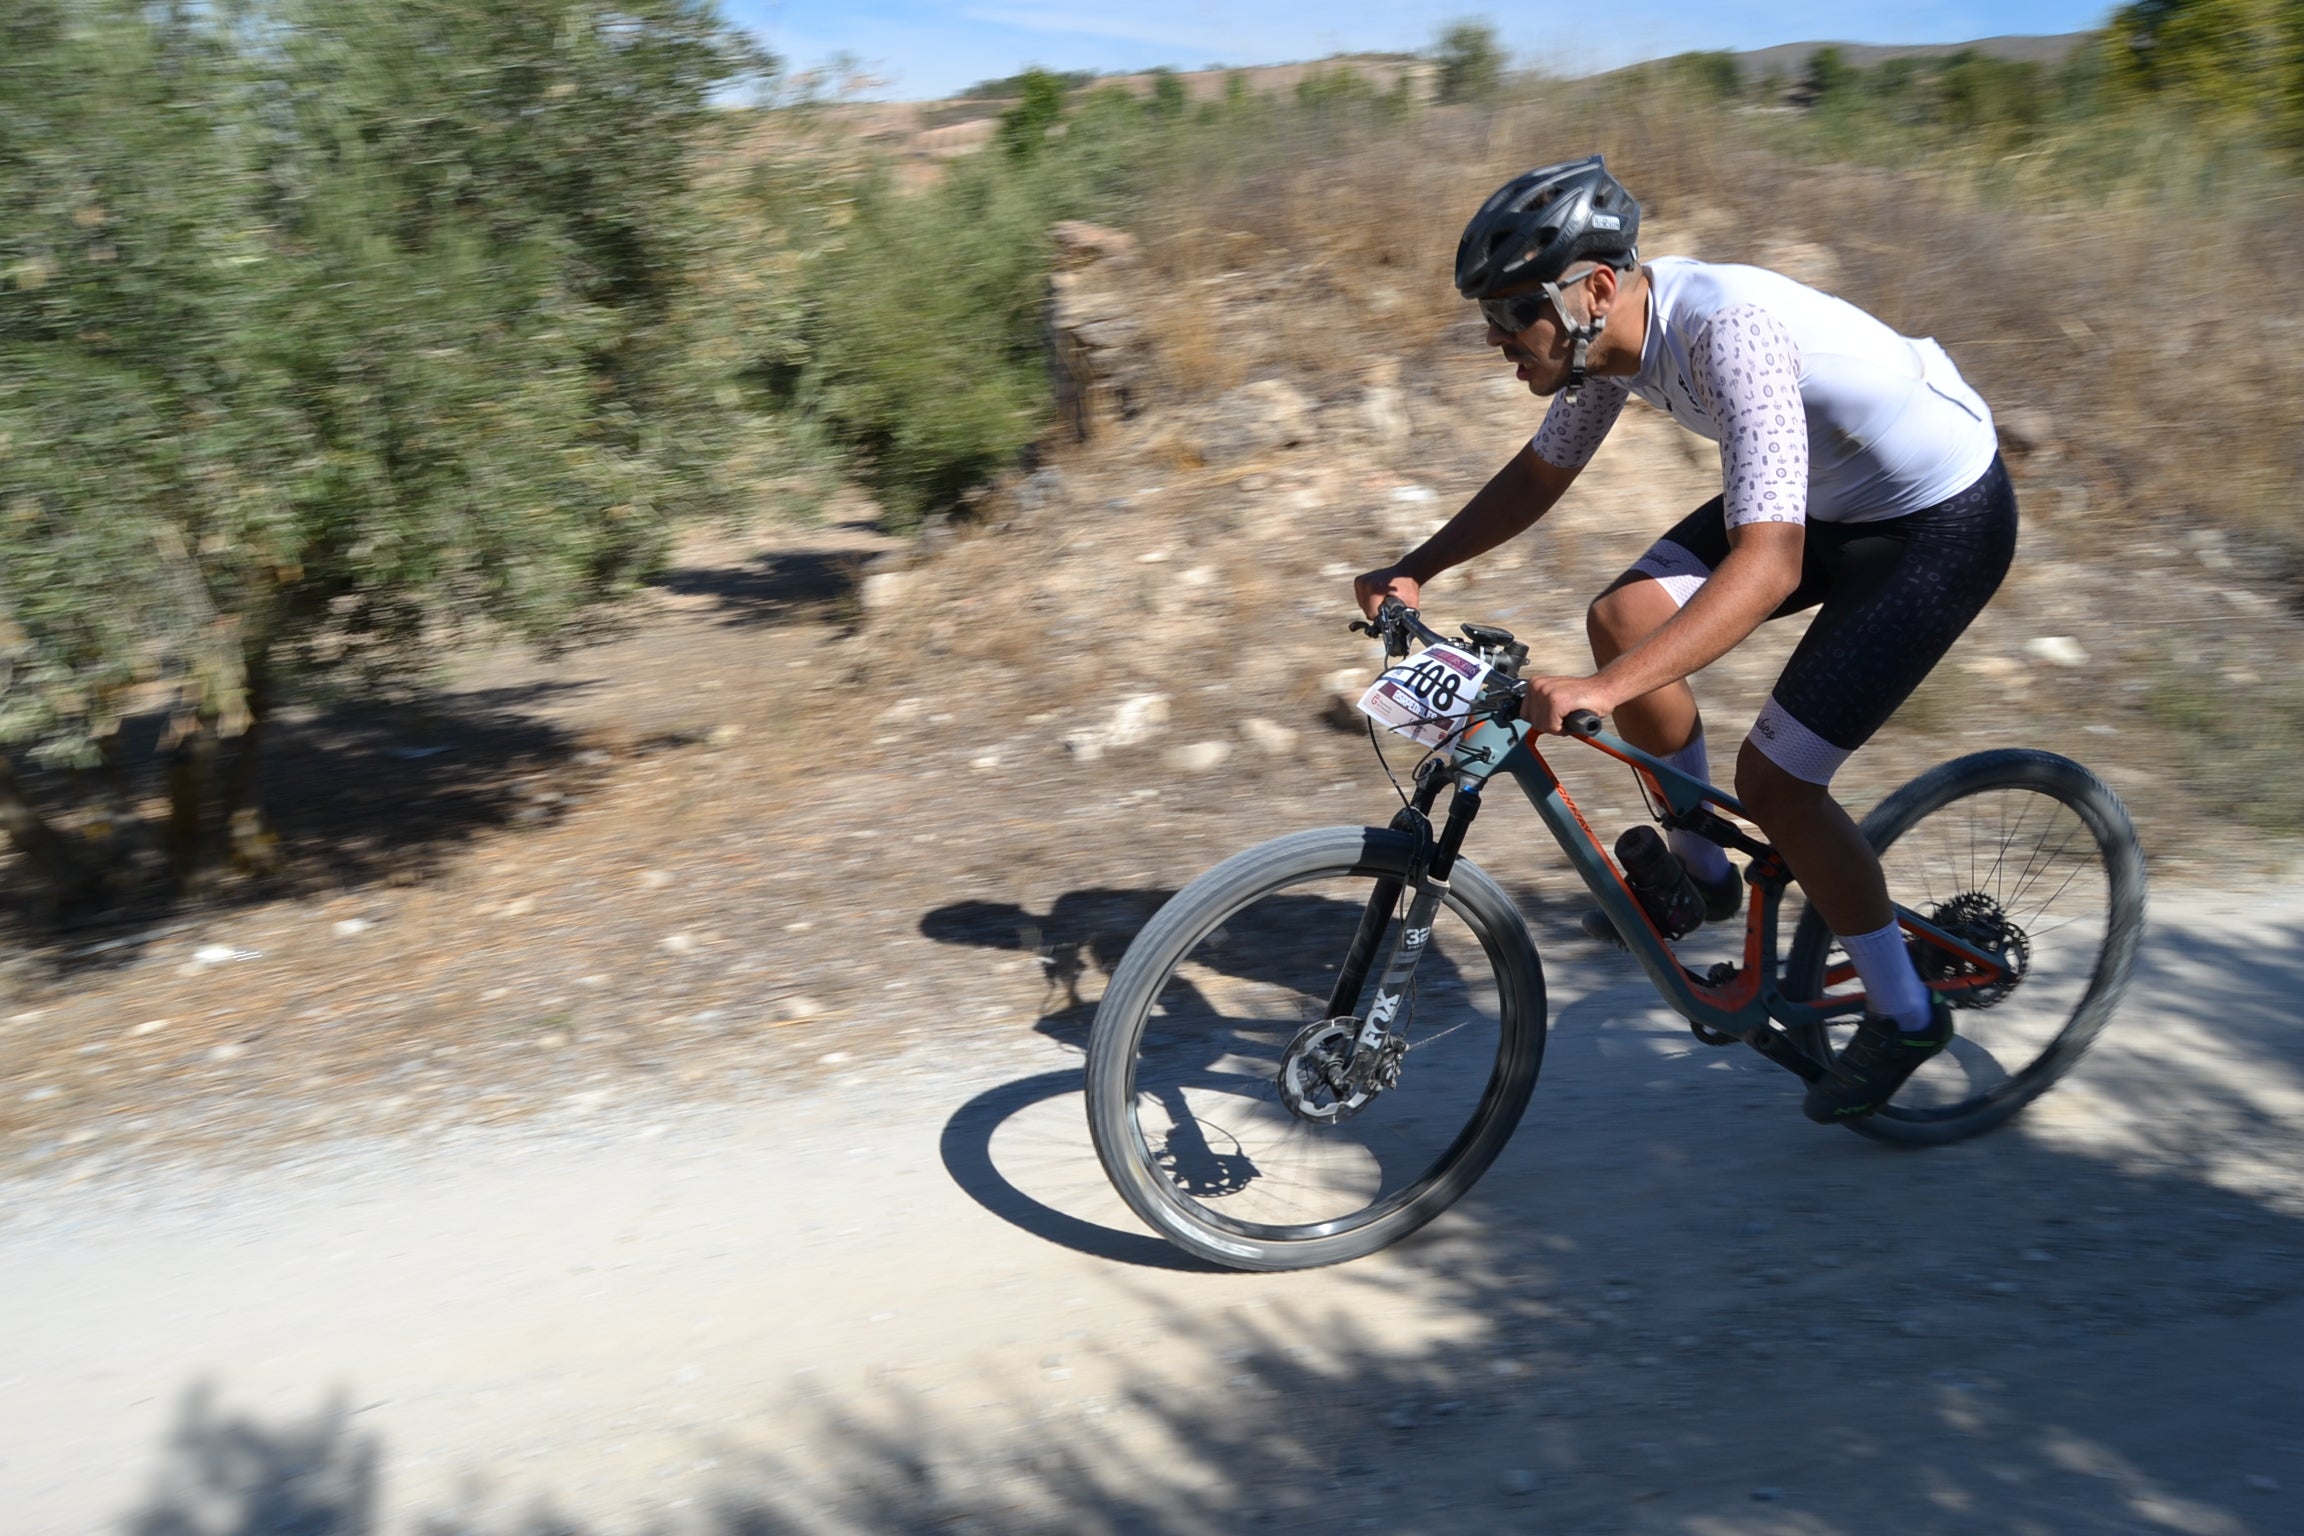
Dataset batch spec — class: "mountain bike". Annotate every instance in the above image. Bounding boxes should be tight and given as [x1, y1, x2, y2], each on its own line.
[1084, 600, 2145, 1271]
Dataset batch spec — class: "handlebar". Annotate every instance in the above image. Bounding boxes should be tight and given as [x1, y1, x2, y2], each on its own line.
[1351, 598, 1606, 739]
[1348, 596, 1450, 658]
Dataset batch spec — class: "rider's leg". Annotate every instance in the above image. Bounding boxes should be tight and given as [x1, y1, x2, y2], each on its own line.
[1587, 577, 1698, 755]
[1733, 740, 1932, 1032]
[1588, 576, 1733, 887]
[1740, 457, 2021, 1050]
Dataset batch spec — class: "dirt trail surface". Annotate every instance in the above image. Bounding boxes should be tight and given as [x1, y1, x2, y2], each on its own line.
[5, 880, 2303, 1535]
[5, 400, 2304, 1531]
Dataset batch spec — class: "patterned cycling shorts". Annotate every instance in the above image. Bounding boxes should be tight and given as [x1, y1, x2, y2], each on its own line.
[1625, 454, 2018, 784]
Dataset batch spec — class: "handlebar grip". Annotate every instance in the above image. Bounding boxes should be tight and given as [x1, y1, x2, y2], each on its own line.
[1563, 709, 1604, 737]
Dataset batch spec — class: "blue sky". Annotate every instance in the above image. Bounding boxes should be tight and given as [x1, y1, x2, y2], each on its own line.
[727, 1, 2118, 100]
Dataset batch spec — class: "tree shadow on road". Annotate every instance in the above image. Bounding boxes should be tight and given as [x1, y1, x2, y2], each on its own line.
[114, 916, 2304, 1536]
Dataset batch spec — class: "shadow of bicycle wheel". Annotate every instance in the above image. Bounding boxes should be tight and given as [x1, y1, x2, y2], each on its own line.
[937, 1068, 1232, 1273]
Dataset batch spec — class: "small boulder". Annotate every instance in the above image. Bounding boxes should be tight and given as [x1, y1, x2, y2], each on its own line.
[1239, 717, 1299, 755]
[1063, 692, 1170, 760]
[1161, 741, 1234, 774]
[1184, 380, 1311, 465]
[2023, 635, 2090, 669]
[1996, 407, 2057, 457]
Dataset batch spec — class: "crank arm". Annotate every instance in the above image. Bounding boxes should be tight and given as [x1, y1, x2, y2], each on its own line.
[1737, 1017, 1831, 1085]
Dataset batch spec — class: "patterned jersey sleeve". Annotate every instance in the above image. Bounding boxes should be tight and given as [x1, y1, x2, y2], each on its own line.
[1687, 304, 1808, 529]
[1527, 374, 1630, 470]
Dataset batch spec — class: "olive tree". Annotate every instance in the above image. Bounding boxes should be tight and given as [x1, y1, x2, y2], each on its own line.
[0, 0, 766, 906]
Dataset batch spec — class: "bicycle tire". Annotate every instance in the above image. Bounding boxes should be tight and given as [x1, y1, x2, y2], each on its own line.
[1086, 826, 1546, 1270]
[1785, 749, 2145, 1146]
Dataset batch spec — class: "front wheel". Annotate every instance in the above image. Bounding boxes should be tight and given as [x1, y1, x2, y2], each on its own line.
[1086, 827, 1546, 1270]
[1786, 750, 2146, 1145]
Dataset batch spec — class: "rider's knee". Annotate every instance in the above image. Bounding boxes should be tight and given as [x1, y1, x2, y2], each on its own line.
[1587, 581, 1670, 657]
[1734, 738, 1825, 829]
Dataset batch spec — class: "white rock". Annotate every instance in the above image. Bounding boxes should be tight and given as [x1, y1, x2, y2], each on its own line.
[660, 932, 696, 955]
[1063, 692, 1170, 760]
[638, 869, 674, 889]
[1388, 484, 1437, 504]
[1239, 717, 1299, 755]
[1360, 385, 1411, 454]
[192, 943, 257, 966]
[1162, 740, 1233, 773]
[331, 918, 371, 937]
[859, 569, 913, 610]
[1183, 379, 1311, 464]
[2023, 636, 2090, 668]
[772, 996, 823, 1025]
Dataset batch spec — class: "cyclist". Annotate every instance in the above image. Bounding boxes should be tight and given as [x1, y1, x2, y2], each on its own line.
[1354, 155, 2016, 1122]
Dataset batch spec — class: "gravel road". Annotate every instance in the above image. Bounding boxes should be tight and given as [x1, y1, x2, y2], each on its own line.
[5, 876, 2301, 1536]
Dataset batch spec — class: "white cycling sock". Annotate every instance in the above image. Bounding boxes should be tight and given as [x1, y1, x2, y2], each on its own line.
[1658, 732, 1732, 885]
[1837, 920, 1933, 1032]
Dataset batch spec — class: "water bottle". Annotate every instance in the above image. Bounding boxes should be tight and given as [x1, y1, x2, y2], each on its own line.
[1615, 825, 1705, 940]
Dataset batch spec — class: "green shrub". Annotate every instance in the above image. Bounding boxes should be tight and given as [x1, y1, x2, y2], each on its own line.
[1433, 21, 1505, 104]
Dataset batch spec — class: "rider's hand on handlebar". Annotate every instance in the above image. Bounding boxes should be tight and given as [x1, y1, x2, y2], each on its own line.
[1520, 673, 1615, 736]
[1353, 566, 1423, 619]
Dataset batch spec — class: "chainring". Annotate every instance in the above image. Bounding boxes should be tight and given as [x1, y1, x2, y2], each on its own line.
[1912, 890, 2031, 1009]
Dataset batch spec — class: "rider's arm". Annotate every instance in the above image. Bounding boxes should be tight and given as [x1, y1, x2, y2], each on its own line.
[1357, 379, 1629, 611]
[1588, 305, 1812, 705]
[1590, 521, 1805, 704]
[1398, 442, 1581, 581]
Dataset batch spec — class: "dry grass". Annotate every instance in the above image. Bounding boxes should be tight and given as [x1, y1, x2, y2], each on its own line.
[1100, 85, 2303, 583]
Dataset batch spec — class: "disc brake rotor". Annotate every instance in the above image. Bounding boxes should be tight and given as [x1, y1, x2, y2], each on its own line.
[1278, 1018, 1403, 1125]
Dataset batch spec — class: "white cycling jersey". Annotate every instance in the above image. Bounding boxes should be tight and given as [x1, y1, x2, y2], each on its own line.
[1530, 256, 1999, 527]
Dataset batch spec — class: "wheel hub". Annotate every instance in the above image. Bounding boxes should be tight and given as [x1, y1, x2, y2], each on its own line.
[1914, 891, 2031, 1009]
[1278, 1018, 1403, 1124]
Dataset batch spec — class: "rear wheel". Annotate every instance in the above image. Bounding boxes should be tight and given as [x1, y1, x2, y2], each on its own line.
[1786, 750, 2145, 1145]
[1085, 827, 1546, 1270]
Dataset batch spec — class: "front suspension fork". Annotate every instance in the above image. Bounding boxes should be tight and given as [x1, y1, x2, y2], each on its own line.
[1328, 770, 1485, 1074]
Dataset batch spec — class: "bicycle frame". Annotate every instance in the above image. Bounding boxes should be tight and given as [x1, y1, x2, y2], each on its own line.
[1411, 708, 2020, 1083]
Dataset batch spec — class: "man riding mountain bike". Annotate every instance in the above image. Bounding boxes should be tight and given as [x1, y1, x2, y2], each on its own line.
[1354, 155, 2017, 1123]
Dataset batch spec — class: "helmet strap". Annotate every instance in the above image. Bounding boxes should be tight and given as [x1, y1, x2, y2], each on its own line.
[1545, 277, 1606, 403]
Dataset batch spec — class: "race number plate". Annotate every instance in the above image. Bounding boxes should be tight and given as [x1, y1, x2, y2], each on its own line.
[1356, 645, 1494, 749]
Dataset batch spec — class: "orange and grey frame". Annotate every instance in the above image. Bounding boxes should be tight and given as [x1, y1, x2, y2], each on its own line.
[1447, 708, 2017, 1051]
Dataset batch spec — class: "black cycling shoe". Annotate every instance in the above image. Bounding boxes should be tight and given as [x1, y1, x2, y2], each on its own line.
[1802, 993, 1956, 1123]
[1579, 864, 1743, 948]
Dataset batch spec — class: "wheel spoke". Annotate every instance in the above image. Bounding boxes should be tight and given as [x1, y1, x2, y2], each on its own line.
[1787, 756, 2142, 1145]
[1088, 830, 1543, 1266]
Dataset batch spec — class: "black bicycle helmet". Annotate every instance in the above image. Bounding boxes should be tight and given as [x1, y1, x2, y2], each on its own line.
[1455, 154, 1641, 298]
[1456, 156, 1640, 400]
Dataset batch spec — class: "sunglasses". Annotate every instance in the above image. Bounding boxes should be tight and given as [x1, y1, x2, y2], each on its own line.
[1478, 291, 1551, 335]
[1477, 267, 1602, 336]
